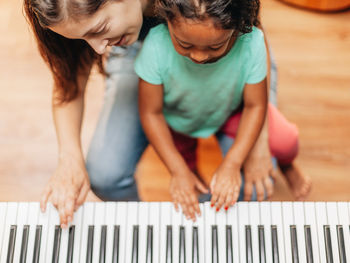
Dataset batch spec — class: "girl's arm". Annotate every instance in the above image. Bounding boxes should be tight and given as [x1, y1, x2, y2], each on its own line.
[40, 64, 92, 228]
[210, 78, 268, 210]
[139, 79, 208, 220]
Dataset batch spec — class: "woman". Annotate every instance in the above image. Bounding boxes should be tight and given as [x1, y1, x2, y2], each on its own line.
[24, 0, 310, 228]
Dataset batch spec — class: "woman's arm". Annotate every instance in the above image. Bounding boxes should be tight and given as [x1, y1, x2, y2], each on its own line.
[210, 78, 268, 210]
[41, 64, 92, 228]
[138, 79, 207, 220]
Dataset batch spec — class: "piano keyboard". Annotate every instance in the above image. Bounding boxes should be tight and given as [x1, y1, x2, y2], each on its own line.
[0, 202, 349, 263]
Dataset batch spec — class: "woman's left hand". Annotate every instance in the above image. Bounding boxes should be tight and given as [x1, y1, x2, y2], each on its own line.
[210, 162, 241, 211]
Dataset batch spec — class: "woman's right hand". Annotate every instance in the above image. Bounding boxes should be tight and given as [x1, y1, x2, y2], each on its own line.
[170, 169, 208, 221]
[40, 153, 90, 228]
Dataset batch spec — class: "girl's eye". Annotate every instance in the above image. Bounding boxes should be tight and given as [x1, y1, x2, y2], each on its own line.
[179, 43, 192, 49]
[209, 45, 223, 51]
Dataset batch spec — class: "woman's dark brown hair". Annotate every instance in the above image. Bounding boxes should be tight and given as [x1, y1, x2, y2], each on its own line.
[23, 0, 109, 103]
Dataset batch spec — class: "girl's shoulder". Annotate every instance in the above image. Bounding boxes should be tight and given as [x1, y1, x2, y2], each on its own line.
[147, 24, 171, 42]
[239, 26, 264, 43]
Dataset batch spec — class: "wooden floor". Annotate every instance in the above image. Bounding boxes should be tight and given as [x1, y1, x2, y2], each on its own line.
[0, 0, 349, 202]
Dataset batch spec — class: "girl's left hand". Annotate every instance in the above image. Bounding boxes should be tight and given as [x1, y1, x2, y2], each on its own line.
[210, 162, 242, 211]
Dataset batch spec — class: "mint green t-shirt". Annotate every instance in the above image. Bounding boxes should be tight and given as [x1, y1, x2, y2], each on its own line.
[134, 24, 267, 138]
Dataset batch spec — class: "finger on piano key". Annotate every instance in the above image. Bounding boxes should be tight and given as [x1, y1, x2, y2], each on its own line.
[337, 202, 350, 263]
[160, 202, 172, 263]
[92, 202, 106, 263]
[204, 202, 215, 262]
[226, 203, 239, 262]
[315, 202, 328, 263]
[172, 204, 183, 263]
[105, 202, 117, 263]
[149, 202, 160, 263]
[193, 203, 204, 263]
[259, 202, 273, 263]
[238, 202, 249, 263]
[249, 202, 260, 263]
[116, 202, 127, 263]
[304, 202, 320, 263]
[79, 202, 95, 263]
[25, 203, 40, 263]
[271, 202, 286, 263]
[125, 202, 139, 263]
[138, 202, 149, 263]
[293, 202, 307, 263]
[216, 205, 226, 263]
[1, 202, 18, 263]
[282, 202, 295, 263]
[13, 202, 29, 263]
[71, 205, 83, 263]
[326, 202, 340, 263]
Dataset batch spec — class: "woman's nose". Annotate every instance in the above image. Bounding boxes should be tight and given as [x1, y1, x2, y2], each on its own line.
[87, 38, 108, 55]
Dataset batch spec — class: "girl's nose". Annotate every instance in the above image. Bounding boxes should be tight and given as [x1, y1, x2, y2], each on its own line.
[87, 39, 108, 55]
[190, 51, 209, 64]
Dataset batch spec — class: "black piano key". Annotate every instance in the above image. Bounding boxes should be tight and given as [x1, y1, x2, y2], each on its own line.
[19, 225, 29, 263]
[258, 225, 266, 263]
[304, 225, 314, 263]
[324, 225, 333, 263]
[192, 226, 199, 263]
[99, 225, 107, 263]
[179, 226, 186, 263]
[146, 225, 153, 263]
[290, 225, 299, 263]
[212, 225, 219, 263]
[32, 225, 42, 263]
[166, 225, 172, 263]
[337, 225, 347, 263]
[87, 225, 94, 263]
[131, 225, 139, 263]
[226, 225, 233, 263]
[271, 225, 279, 263]
[7, 225, 17, 263]
[112, 225, 120, 263]
[52, 225, 62, 263]
[245, 225, 253, 263]
[66, 225, 75, 263]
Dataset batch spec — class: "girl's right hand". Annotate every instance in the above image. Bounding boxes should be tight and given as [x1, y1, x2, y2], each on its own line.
[169, 170, 208, 221]
[40, 153, 90, 228]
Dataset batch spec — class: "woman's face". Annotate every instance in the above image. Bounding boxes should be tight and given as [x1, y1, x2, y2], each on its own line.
[49, 0, 145, 54]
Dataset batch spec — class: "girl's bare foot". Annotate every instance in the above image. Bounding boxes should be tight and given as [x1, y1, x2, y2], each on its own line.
[280, 163, 312, 200]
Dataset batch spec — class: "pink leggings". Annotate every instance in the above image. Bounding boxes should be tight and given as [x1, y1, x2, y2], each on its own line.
[171, 104, 299, 170]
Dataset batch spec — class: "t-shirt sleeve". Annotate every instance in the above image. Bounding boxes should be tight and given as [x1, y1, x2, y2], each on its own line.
[134, 29, 163, 85]
[246, 29, 267, 84]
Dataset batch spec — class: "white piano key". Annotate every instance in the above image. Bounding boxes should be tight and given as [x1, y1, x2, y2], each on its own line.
[71, 205, 83, 263]
[271, 202, 286, 262]
[304, 202, 320, 263]
[13, 202, 29, 263]
[58, 223, 69, 263]
[204, 202, 215, 262]
[45, 203, 60, 262]
[249, 202, 260, 263]
[149, 202, 160, 263]
[0, 202, 17, 263]
[159, 202, 172, 263]
[293, 202, 307, 263]
[226, 203, 239, 262]
[337, 202, 350, 262]
[238, 202, 249, 263]
[25, 203, 40, 263]
[172, 204, 183, 263]
[138, 202, 149, 263]
[104, 202, 116, 263]
[79, 202, 95, 263]
[0, 203, 8, 258]
[183, 213, 193, 262]
[216, 207, 226, 263]
[282, 202, 294, 263]
[38, 203, 51, 263]
[125, 202, 138, 263]
[315, 202, 327, 263]
[326, 202, 340, 263]
[92, 202, 106, 263]
[116, 202, 127, 263]
[260, 202, 273, 263]
[194, 203, 205, 263]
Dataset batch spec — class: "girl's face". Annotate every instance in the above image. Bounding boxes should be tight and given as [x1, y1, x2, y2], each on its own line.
[49, 0, 145, 54]
[168, 17, 235, 64]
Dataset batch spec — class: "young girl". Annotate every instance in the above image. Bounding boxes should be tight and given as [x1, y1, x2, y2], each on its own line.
[135, 0, 310, 220]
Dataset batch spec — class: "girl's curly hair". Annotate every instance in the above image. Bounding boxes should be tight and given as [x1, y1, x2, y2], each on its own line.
[156, 0, 260, 34]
